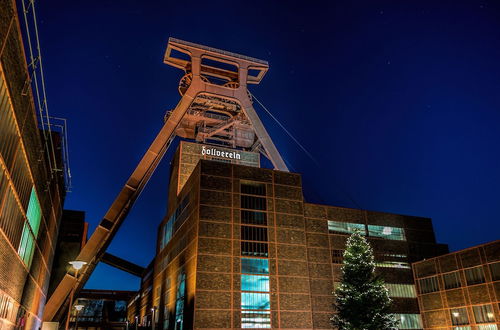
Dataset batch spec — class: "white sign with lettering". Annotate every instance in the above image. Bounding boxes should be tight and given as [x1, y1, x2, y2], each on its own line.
[201, 146, 241, 160]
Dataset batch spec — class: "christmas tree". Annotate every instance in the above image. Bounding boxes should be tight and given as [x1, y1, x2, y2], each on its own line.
[331, 230, 398, 330]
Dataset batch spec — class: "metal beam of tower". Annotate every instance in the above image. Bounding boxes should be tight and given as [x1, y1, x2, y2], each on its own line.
[100, 253, 145, 277]
[43, 38, 287, 322]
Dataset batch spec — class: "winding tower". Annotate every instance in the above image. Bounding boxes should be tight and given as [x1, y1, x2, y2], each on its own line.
[43, 38, 287, 323]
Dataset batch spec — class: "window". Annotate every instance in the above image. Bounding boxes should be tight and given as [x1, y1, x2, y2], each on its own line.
[444, 271, 462, 290]
[332, 250, 343, 264]
[241, 293, 270, 310]
[26, 187, 41, 236]
[241, 181, 266, 196]
[160, 195, 190, 250]
[241, 210, 267, 225]
[367, 225, 405, 241]
[385, 284, 416, 298]
[375, 261, 411, 269]
[241, 275, 269, 292]
[454, 327, 471, 330]
[241, 195, 266, 210]
[241, 311, 270, 329]
[241, 242, 268, 257]
[241, 258, 269, 275]
[451, 308, 469, 325]
[473, 305, 495, 324]
[328, 221, 366, 235]
[490, 262, 500, 281]
[393, 314, 422, 329]
[174, 273, 186, 330]
[241, 226, 268, 242]
[477, 325, 498, 330]
[419, 276, 439, 294]
[465, 266, 485, 285]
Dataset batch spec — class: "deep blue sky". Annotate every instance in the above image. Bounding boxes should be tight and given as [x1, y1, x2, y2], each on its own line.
[35, 1, 500, 290]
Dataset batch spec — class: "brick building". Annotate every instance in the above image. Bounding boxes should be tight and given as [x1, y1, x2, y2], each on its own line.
[413, 240, 500, 329]
[0, 1, 66, 329]
[128, 141, 448, 329]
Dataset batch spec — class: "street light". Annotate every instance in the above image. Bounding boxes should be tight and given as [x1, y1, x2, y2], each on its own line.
[134, 316, 138, 330]
[74, 304, 84, 330]
[65, 261, 87, 330]
[151, 307, 157, 330]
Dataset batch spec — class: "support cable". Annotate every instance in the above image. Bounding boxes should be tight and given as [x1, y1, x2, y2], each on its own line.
[250, 91, 362, 210]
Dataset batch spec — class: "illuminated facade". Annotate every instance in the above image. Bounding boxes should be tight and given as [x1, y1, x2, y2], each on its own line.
[0, 1, 65, 329]
[128, 143, 448, 329]
[413, 240, 500, 329]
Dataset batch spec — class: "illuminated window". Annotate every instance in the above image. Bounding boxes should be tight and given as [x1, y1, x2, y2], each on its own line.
[328, 221, 366, 235]
[477, 325, 498, 330]
[241, 311, 270, 329]
[241, 293, 270, 310]
[241, 275, 269, 292]
[241, 258, 269, 275]
[241, 210, 267, 225]
[419, 276, 439, 294]
[174, 273, 186, 329]
[385, 284, 416, 298]
[443, 271, 461, 289]
[489, 262, 500, 281]
[375, 261, 410, 269]
[160, 196, 190, 250]
[393, 314, 422, 329]
[26, 187, 41, 236]
[465, 266, 485, 285]
[367, 225, 405, 241]
[18, 226, 35, 266]
[453, 327, 472, 330]
[473, 304, 495, 324]
[451, 308, 469, 325]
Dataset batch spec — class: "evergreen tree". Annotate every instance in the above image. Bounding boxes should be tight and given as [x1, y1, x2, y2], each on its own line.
[331, 230, 398, 330]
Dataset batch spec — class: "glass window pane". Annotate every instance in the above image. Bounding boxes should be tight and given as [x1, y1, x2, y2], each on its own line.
[241, 195, 266, 210]
[241, 210, 267, 225]
[477, 325, 498, 330]
[241, 275, 269, 292]
[394, 314, 422, 329]
[473, 305, 495, 323]
[241, 258, 269, 275]
[451, 308, 469, 325]
[241, 181, 266, 196]
[241, 293, 270, 310]
[241, 242, 268, 257]
[419, 276, 439, 294]
[444, 271, 461, 290]
[241, 311, 271, 328]
[328, 221, 365, 235]
[465, 266, 485, 285]
[367, 225, 405, 241]
[26, 187, 41, 237]
[385, 284, 416, 298]
[489, 262, 500, 281]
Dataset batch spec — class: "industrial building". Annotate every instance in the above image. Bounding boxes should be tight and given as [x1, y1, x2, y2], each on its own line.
[413, 240, 499, 329]
[0, 1, 67, 328]
[127, 141, 448, 329]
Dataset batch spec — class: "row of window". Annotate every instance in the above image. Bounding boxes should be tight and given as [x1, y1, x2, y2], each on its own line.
[332, 249, 411, 269]
[159, 195, 190, 250]
[328, 221, 406, 241]
[334, 281, 417, 298]
[240, 182, 271, 329]
[451, 304, 496, 326]
[241, 258, 271, 328]
[419, 265, 498, 294]
[394, 314, 422, 329]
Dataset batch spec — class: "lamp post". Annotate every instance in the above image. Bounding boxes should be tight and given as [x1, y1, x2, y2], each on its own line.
[135, 316, 138, 330]
[74, 304, 84, 330]
[151, 307, 156, 330]
[65, 261, 87, 330]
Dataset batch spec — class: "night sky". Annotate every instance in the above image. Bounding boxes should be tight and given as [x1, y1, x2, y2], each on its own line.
[35, 1, 500, 290]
